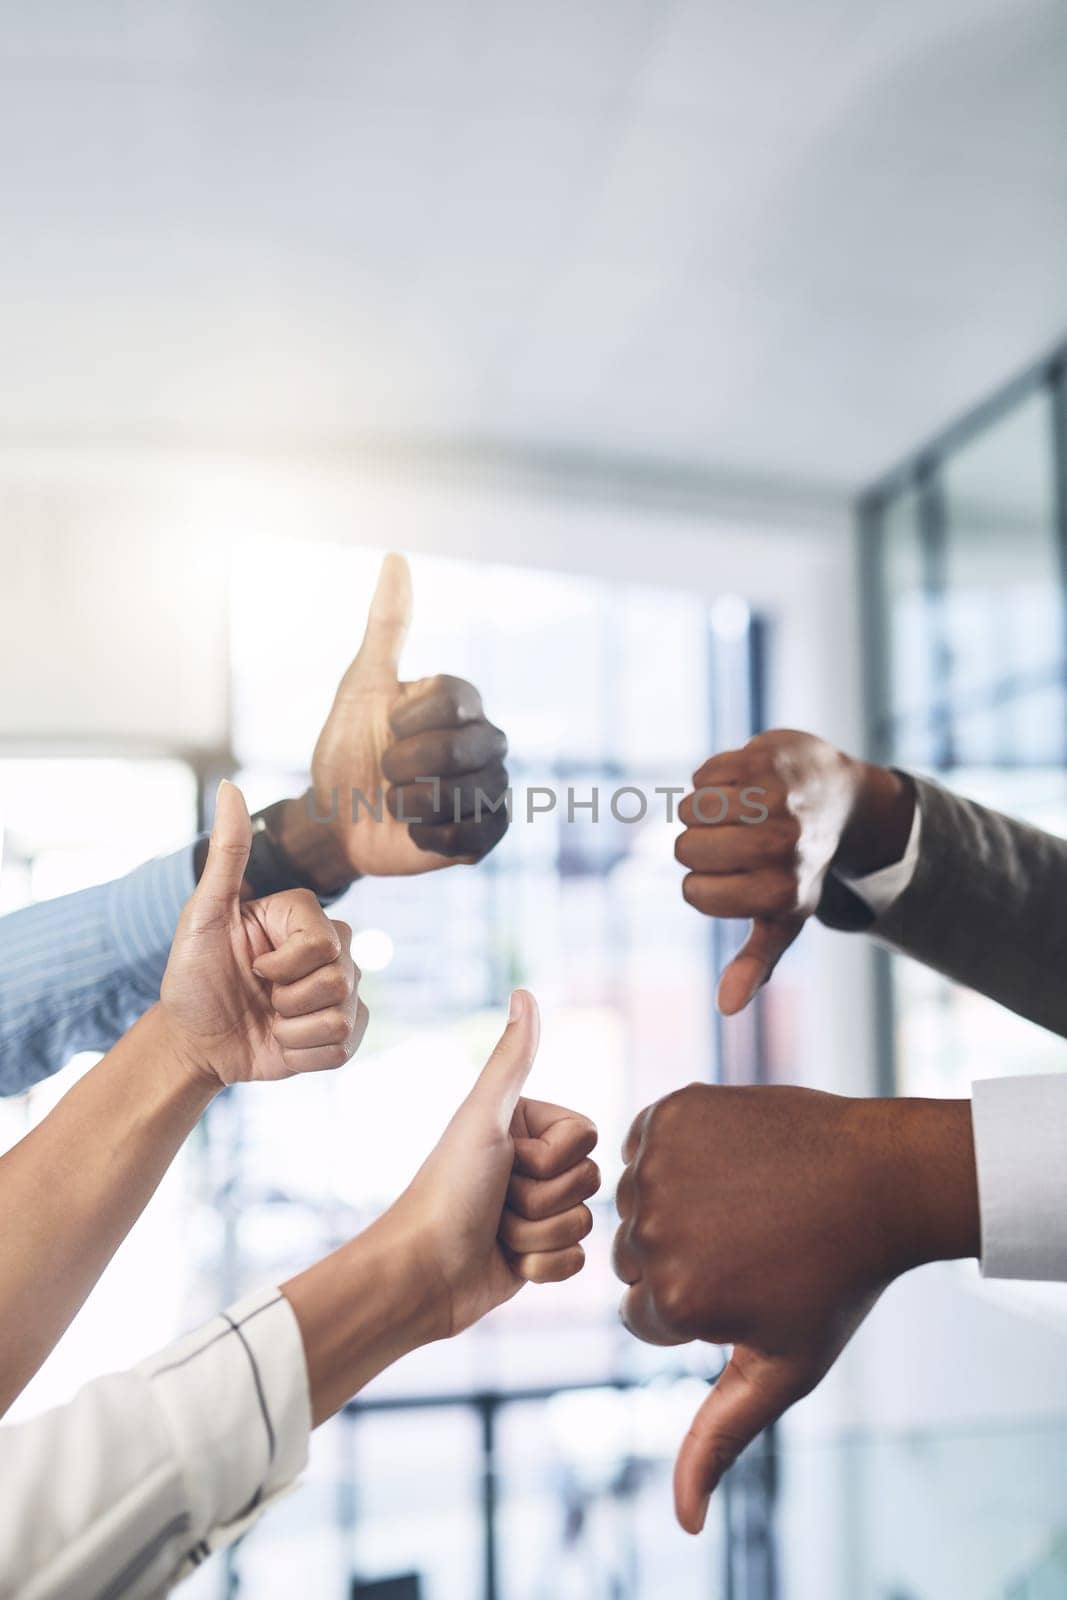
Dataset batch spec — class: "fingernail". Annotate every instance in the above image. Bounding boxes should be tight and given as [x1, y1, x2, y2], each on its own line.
[507, 989, 524, 1024]
[696, 1491, 711, 1533]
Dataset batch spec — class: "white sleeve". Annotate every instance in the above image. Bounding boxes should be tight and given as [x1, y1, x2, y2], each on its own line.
[971, 1075, 1067, 1281]
[834, 801, 923, 917]
[0, 1286, 310, 1600]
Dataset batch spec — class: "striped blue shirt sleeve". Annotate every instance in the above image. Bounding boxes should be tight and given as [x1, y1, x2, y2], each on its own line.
[0, 846, 196, 1097]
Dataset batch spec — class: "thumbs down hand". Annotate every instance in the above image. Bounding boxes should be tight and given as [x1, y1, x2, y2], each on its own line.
[612, 1081, 978, 1534]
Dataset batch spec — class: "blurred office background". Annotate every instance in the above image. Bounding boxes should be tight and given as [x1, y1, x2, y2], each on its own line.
[2, 3, 1067, 1598]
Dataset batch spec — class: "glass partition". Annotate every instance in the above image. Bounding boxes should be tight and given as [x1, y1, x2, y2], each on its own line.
[862, 353, 1067, 1100]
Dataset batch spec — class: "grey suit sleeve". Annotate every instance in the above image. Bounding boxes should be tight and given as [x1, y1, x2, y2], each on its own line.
[817, 775, 1067, 1040]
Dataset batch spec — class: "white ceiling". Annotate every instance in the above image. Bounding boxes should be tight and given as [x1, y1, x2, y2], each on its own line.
[1, 0, 1065, 497]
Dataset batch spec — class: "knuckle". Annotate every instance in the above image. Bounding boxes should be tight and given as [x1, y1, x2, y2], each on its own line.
[680, 872, 705, 909]
[655, 1275, 695, 1333]
[650, 1085, 689, 1129]
[676, 1080, 707, 1110]
[323, 1008, 351, 1043]
[511, 1187, 540, 1222]
[631, 1209, 663, 1251]
[631, 1151, 663, 1202]
[573, 1113, 597, 1149]
[641, 1098, 668, 1142]
[330, 965, 355, 1001]
[303, 927, 330, 959]
[523, 1143, 553, 1180]
[510, 1177, 543, 1218]
[448, 676, 483, 720]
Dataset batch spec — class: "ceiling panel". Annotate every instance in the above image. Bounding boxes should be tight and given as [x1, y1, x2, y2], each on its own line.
[0, 0, 1064, 491]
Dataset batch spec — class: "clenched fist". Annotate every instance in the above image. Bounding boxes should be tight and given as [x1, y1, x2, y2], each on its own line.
[310, 553, 509, 877]
[612, 1082, 978, 1534]
[162, 781, 368, 1085]
[675, 731, 914, 1014]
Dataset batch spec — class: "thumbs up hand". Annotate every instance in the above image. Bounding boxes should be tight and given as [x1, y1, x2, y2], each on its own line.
[384, 991, 600, 1340]
[310, 553, 510, 879]
[160, 781, 368, 1085]
[612, 1082, 979, 1534]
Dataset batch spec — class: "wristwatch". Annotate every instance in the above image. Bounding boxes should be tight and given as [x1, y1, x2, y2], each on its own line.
[193, 797, 351, 905]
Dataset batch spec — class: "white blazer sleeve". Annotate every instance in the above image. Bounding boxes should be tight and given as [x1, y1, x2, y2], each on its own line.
[0, 1286, 311, 1600]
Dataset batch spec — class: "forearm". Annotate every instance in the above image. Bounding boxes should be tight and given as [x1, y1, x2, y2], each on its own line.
[280, 1213, 441, 1426]
[848, 1094, 980, 1276]
[0, 848, 193, 1096]
[857, 777, 1067, 1038]
[0, 1005, 217, 1412]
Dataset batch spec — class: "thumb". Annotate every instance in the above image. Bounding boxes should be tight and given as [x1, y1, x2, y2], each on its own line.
[461, 989, 541, 1131]
[193, 780, 252, 914]
[674, 1348, 812, 1534]
[716, 915, 804, 1015]
[345, 552, 413, 690]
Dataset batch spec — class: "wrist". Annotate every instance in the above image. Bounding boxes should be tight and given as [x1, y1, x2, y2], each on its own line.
[849, 1096, 980, 1276]
[139, 1005, 222, 1110]
[281, 1211, 444, 1427]
[270, 793, 356, 899]
[834, 760, 916, 878]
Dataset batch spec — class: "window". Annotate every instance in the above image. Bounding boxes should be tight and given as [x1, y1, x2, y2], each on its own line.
[862, 362, 1067, 1099]
[0, 755, 201, 1413]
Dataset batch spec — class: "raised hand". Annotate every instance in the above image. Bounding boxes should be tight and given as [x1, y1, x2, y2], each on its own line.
[282, 990, 601, 1426]
[310, 552, 509, 877]
[675, 730, 914, 1014]
[387, 990, 600, 1338]
[161, 781, 367, 1084]
[612, 1082, 978, 1534]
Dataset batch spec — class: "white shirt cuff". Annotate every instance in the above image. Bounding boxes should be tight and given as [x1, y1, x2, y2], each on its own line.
[972, 1075, 1067, 1280]
[835, 800, 922, 917]
[137, 1284, 311, 1556]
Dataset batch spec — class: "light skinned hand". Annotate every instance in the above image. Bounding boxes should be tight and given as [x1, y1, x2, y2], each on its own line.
[280, 989, 601, 1426]
[161, 781, 368, 1085]
[385, 989, 601, 1338]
